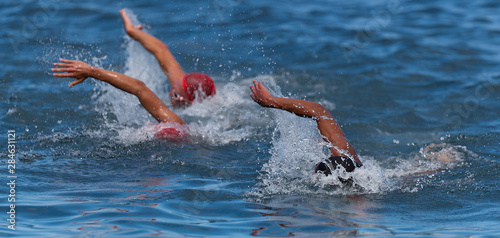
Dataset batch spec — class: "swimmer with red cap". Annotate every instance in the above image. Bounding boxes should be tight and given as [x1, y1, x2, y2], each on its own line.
[119, 9, 216, 107]
[250, 80, 363, 180]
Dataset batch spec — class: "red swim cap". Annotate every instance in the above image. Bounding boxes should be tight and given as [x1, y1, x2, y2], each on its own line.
[182, 73, 216, 103]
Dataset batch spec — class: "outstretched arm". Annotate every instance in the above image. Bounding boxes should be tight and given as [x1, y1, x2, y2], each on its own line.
[119, 9, 185, 86]
[250, 80, 361, 165]
[52, 59, 185, 124]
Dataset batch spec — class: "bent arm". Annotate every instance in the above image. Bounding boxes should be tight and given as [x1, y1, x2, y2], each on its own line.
[52, 59, 185, 124]
[266, 97, 360, 164]
[250, 80, 361, 165]
[89, 68, 185, 124]
[119, 9, 185, 86]
[316, 115, 361, 165]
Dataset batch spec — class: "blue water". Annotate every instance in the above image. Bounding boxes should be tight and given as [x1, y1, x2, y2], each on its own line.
[1, 0, 500, 236]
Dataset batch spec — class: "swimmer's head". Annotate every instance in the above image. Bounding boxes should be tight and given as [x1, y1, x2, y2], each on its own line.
[315, 156, 359, 185]
[169, 73, 216, 106]
[183, 73, 216, 103]
[314, 156, 357, 176]
[314, 161, 332, 175]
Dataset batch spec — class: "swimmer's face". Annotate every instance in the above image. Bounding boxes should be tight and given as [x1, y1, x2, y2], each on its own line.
[169, 81, 190, 107]
[169, 89, 189, 107]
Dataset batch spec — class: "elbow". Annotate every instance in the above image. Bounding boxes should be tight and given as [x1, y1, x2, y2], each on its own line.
[312, 104, 334, 121]
[134, 81, 149, 96]
[313, 104, 329, 116]
[315, 104, 327, 112]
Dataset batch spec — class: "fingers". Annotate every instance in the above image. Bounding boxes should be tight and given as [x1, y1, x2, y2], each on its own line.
[249, 84, 256, 94]
[258, 81, 265, 90]
[69, 78, 85, 88]
[59, 59, 76, 63]
[249, 81, 262, 103]
[251, 80, 261, 92]
[52, 59, 76, 74]
[252, 79, 259, 89]
[252, 80, 267, 92]
[51, 67, 73, 72]
[250, 80, 265, 97]
[53, 62, 71, 67]
[119, 9, 138, 31]
[250, 93, 256, 101]
[53, 73, 75, 78]
[51, 67, 74, 78]
[119, 9, 128, 19]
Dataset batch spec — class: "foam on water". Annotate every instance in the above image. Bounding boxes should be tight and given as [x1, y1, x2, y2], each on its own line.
[174, 76, 276, 145]
[94, 73, 275, 146]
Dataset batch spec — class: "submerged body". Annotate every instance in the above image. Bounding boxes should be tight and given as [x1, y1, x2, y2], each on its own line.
[152, 123, 188, 140]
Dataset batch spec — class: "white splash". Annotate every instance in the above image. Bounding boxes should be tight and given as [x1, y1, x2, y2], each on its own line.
[93, 9, 165, 126]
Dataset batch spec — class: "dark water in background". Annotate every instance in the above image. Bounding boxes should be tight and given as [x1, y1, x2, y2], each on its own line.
[1, 0, 500, 236]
